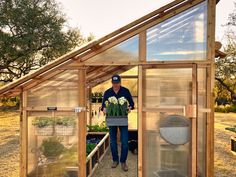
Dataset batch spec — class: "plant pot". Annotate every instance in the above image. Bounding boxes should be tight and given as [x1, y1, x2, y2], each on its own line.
[35, 126, 53, 136]
[231, 136, 236, 153]
[97, 98, 103, 103]
[106, 116, 128, 126]
[55, 125, 75, 136]
[91, 98, 97, 103]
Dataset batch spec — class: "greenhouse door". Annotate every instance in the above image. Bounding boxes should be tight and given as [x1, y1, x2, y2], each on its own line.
[139, 64, 197, 177]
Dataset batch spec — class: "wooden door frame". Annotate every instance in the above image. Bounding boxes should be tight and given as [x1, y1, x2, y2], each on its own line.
[138, 63, 198, 177]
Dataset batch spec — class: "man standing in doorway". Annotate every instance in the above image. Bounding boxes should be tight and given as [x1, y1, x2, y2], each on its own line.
[101, 74, 134, 172]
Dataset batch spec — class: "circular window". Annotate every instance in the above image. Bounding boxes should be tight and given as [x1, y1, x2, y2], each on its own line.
[159, 115, 190, 145]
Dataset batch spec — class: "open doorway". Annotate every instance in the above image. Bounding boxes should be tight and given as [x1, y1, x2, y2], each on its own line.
[87, 66, 138, 177]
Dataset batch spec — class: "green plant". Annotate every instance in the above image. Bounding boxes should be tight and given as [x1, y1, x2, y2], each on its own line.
[214, 105, 236, 113]
[87, 122, 109, 132]
[40, 137, 65, 158]
[32, 117, 53, 128]
[55, 117, 76, 126]
[86, 143, 96, 156]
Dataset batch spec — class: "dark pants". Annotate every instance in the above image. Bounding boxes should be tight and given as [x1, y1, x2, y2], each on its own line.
[109, 126, 128, 163]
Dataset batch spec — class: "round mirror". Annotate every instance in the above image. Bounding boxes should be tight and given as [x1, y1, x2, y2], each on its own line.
[159, 115, 190, 145]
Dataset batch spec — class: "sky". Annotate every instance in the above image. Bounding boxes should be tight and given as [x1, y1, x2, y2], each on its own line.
[56, 0, 235, 45]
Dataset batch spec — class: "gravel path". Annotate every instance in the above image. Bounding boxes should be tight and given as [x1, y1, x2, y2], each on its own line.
[214, 113, 236, 177]
[92, 148, 137, 177]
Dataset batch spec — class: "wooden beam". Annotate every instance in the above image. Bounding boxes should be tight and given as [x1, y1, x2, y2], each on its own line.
[87, 66, 133, 88]
[190, 64, 198, 177]
[139, 31, 146, 62]
[78, 69, 87, 177]
[206, 0, 216, 176]
[81, 60, 212, 66]
[138, 66, 143, 177]
[20, 91, 28, 177]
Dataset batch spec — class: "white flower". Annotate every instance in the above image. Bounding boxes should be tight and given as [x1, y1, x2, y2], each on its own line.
[108, 96, 118, 104]
[118, 97, 127, 105]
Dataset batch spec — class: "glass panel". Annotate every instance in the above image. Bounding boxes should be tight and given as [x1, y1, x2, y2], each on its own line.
[85, 35, 139, 63]
[27, 70, 79, 107]
[27, 111, 78, 177]
[147, 1, 207, 61]
[142, 68, 192, 177]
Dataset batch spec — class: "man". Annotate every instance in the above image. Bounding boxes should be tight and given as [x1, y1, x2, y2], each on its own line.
[101, 74, 134, 172]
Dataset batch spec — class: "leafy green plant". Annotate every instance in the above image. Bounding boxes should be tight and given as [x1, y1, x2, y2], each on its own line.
[55, 117, 76, 126]
[40, 137, 65, 158]
[86, 143, 96, 156]
[87, 122, 109, 132]
[32, 117, 54, 128]
[91, 93, 97, 103]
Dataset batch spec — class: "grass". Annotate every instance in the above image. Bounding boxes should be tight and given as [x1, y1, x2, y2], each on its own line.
[0, 111, 235, 177]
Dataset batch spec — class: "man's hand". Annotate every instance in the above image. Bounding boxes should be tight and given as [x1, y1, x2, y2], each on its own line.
[128, 106, 132, 113]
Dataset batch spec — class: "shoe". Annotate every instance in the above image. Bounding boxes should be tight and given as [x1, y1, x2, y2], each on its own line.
[121, 162, 128, 172]
[111, 161, 119, 168]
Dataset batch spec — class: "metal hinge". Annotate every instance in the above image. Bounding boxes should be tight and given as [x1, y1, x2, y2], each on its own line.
[75, 107, 86, 113]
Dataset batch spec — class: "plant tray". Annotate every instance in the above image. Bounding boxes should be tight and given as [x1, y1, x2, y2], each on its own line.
[55, 125, 75, 136]
[231, 136, 236, 153]
[106, 116, 128, 126]
[35, 126, 53, 136]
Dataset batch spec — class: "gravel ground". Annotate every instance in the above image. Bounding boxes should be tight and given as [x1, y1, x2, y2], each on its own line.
[214, 113, 236, 177]
[0, 111, 235, 177]
[92, 148, 137, 177]
[0, 111, 20, 177]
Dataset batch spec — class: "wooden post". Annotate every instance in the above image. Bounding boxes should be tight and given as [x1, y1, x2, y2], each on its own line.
[206, 0, 216, 176]
[20, 91, 28, 177]
[138, 30, 146, 177]
[190, 64, 198, 177]
[89, 87, 92, 126]
[78, 69, 87, 177]
[138, 65, 143, 177]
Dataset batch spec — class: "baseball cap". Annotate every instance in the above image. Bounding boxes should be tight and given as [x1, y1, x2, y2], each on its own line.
[111, 74, 121, 83]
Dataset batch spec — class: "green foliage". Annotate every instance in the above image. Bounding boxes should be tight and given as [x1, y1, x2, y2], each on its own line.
[0, 0, 94, 83]
[214, 105, 236, 113]
[215, 2, 236, 104]
[40, 137, 65, 158]
[86, 143, 96, 156]
[87, 122, 109, 132]
[32, 117, 53, 128]
[55, 117, 76, 126]
[32, 117, 76, 127]
[0, 96, 20, 107]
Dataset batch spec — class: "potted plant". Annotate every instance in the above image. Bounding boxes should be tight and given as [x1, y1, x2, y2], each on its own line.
[32, 117, 54, 136]
[87, 122, 109, 132]
[91, 93, 97, 103]
[105, 96, 129, 126]
[40, 137, 65, 160]
[55, 117, 76, 136]
[97, 92, 103, 103]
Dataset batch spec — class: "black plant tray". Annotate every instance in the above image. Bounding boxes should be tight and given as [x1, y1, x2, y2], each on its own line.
[106, 116, 128, 126]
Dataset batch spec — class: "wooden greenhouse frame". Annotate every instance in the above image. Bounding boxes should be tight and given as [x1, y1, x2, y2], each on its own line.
[0, 0, 225, 177]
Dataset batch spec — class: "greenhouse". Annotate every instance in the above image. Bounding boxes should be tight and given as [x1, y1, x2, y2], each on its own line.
[0, 0, 225, 177]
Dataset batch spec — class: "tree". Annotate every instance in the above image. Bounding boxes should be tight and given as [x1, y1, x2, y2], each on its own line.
[215, 1, 236, 104]
[0, 0, 92, 83]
